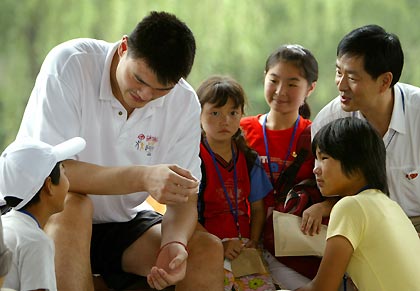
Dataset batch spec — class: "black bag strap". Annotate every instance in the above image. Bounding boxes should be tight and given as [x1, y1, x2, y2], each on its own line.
[273, 124, 312, 202]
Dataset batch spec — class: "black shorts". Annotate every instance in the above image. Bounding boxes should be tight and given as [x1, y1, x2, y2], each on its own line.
[91, 210, 162, 281]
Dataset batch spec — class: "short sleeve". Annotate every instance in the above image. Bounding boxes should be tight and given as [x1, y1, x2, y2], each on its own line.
[327, 196, 365, 250]
[19, 237, 56, 290]
[248, 156, 273, 203]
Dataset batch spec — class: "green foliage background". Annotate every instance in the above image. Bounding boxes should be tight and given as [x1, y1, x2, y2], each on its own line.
[1, 0, 419, 149]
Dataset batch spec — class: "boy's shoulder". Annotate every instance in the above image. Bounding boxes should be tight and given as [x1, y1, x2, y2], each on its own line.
[2, 210, 50, 244]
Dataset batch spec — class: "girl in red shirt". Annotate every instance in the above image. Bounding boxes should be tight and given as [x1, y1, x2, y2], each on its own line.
[197, 75, 275, 291]
[240, 45, 332, 289]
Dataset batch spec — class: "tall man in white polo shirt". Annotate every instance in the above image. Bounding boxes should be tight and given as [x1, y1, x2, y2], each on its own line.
[311, 24, 420, 235]
[16, 11, 224, 291]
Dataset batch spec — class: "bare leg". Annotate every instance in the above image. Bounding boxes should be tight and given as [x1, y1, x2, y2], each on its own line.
[122, 224, 162, 276]
[45, 192, 94, 291]
[175, 228, 224, 291]
[122, 223, 224, 291]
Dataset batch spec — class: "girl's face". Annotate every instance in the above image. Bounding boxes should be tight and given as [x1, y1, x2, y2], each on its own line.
[201, 97, 242, 144]
[313, 147, 366, 197]
[264, 61, 315, 115]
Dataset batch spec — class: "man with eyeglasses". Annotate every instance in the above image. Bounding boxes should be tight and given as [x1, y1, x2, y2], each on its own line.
[15, 11, 224, 291]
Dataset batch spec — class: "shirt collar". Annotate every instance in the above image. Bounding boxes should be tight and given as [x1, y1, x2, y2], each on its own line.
[388, 84, 406, 135]
[99, 41, 119, 102]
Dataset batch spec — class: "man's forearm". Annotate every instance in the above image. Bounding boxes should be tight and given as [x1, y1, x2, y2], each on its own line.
[63, 159, 147, 195]
[161, 199, 198, 245]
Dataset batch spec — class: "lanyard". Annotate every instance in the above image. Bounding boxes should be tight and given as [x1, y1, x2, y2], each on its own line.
[262, 114, 300, 189]
[204, 139, 241, 238]
[18, 209, 41, 228]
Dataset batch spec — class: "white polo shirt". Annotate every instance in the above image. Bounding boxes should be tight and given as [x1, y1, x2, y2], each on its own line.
[17, 38, 202, 223]
[312, 83, 420, 216]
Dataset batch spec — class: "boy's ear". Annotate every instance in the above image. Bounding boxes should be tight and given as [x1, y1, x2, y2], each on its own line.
[42, 177, 54, 196]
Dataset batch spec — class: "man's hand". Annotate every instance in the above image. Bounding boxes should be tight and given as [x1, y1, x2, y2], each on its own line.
[144, 164, 199, 205]
[147, 241, 188, 290]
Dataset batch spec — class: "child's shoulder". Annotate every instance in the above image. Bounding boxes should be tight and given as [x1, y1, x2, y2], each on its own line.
[240, 114, 261, 126]
[2, 210, 46, 238]
[300, 116, 312, 127]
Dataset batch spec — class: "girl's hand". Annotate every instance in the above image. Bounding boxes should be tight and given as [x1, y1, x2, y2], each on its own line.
[301, 203, 324, 235]
[244, 239, 258, 249]
[223, 239, 244, 260]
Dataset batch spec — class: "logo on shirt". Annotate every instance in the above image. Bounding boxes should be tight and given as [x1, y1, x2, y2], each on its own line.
[134, 133, 158, 156]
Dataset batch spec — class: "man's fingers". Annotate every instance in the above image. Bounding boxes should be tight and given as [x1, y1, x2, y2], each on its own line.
[148, 267, 170, 290]
[170, 164, 198, 181]
[169, 165, 200, 188]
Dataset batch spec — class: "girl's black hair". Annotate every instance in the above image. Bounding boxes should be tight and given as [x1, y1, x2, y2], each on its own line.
[196, 75, 258, 166]
[265, 44, 318, 119]
[312, 117, 388, 195]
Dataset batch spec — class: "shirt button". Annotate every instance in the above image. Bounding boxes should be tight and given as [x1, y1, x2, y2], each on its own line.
[118, 111, 123, 116]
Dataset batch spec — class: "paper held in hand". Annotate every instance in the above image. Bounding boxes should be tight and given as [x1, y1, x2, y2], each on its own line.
[273, 211, 327, 257]
[230, 248, 268, 277]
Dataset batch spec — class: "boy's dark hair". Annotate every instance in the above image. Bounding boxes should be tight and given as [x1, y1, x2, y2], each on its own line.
[4, 162, 61, 208]
[265, 44, 318, 119]
[196, 75, 258, 167]
[312, 117, 389, 195]
[127, 11, 196, 85]
[337, 24, 404, 87]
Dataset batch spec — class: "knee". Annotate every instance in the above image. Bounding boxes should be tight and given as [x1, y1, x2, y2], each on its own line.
[189, 230, 224, 261]
[48, 193, 93, 228]
[65, 192, 94, 219]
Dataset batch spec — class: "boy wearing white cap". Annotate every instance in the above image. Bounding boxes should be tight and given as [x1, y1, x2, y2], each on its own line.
[0, 137, 86, 291]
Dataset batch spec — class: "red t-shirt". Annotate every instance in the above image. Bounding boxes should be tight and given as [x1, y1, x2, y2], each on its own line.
[240, 114, 314, 208]
[199, 142, 251, 239]
[240, 114, 321, 279]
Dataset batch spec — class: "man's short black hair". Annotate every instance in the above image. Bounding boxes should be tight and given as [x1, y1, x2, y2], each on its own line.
[337, 24, 404, 87]
[127, 11, 196, 85]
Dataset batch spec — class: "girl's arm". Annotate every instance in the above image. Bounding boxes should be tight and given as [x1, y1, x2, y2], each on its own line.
[246, 199, 266, 248]
[295, 235, 353, 291]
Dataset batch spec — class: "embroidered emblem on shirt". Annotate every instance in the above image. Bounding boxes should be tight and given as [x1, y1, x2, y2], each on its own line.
[135, 133, 158, 156]
[406, 172, 418, 180]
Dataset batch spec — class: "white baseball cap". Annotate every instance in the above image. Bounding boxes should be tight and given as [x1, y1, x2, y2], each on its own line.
[0, 137, 86, 210]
